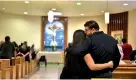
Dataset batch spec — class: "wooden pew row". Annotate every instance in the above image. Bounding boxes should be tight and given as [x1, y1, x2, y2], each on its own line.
[113, 66, 136, 79]
[0, 57, 37, 79]
[119, 64, 136, 67]
[0, 59, 10, 79]
[123, 60, 131, 64]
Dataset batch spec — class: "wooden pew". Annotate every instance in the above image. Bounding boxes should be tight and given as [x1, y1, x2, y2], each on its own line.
[0, 70, 1, 79]
[113, 64, 136, 79]
[119, 64, 136, 67]
[25, 61, 29, 75]
[0, 62, 2, 78]
[21, 62, 25, 78]
[16, 64, 21, 79]
[0, 59, 10, 79]
[0, 59, 10, 69]
[1, 68, 10, 79]
[12, 57, 26, 79]
[9, 66, 16, 79]
[123, 60, 131, 64]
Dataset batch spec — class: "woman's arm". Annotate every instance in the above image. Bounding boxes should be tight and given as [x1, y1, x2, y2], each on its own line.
[84, 53, 113, 71]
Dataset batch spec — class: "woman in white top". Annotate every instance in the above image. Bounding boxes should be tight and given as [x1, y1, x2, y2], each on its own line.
[117, 44, 126, 64]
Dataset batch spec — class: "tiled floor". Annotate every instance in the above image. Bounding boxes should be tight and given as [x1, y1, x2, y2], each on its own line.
[28, 63, 63, 79]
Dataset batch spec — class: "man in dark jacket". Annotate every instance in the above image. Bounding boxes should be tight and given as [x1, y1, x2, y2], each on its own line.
[66, 20, 121, 78]
[0, 36, 15, 65]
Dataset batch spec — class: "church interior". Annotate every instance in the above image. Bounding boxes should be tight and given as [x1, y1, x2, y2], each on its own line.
[0, 0, 136, 79]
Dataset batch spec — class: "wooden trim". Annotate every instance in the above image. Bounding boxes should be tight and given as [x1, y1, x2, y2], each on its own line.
[41, 16, 44, 51]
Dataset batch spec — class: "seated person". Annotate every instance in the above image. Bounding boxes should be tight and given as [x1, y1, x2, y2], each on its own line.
[117, 43, 126, 65]
[130, 50, 136, 63]
[121, 38, 133, 60]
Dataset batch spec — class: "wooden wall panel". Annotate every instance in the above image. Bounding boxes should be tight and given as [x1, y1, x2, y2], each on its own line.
[108, 11, 128, 40]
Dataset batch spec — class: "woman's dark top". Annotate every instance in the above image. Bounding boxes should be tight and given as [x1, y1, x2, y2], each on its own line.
[20, 45, 30, 62]
[60, 40, 91, 79]
[30, 47, 36, 60]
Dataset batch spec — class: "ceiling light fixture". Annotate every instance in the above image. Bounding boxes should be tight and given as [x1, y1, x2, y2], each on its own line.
[47, 10, 54, 23]
[47, 10, 62, 23]
[2, 8, 5, 10]
[25, 1, 29, 4]
[52, 8, 56, 11]
[102, 11, 104, 13]
[80, 14, 84, 16]
[123, 3, 128, 6]
[24, 12, 28, 14]
[53, 12, 62, 15]
[77, 2, 81, 5]
[105, 12, 109, 24]
[105, 0, 110, 24]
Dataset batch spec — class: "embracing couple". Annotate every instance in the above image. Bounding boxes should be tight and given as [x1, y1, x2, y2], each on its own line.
[60, 20, 121, 79]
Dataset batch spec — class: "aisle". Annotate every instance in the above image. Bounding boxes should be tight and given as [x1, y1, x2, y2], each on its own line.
[28, 64, 63, 79]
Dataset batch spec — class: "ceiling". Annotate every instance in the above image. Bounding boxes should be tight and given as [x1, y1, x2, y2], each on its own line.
[0, 0, 136, 17]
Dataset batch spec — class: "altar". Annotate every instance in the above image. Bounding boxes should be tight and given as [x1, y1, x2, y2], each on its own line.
[38, 51, 64, 64]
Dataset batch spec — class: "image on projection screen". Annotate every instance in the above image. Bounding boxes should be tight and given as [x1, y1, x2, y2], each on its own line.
[44, 21, 64, 51]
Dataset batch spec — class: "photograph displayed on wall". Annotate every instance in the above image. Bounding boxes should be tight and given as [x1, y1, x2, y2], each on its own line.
[111, 30, 123, 44]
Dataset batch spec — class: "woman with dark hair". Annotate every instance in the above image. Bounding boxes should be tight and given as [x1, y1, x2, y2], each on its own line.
[19, 42, 31, 62]
[30, 44, 36, 60]
[60, 30, 113, 79]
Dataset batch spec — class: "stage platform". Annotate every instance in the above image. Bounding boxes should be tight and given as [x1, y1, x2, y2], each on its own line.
[38, 51, 64, 64]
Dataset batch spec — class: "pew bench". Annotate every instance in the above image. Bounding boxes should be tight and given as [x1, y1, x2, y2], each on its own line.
[0, 59, 11, 79]
[113, 64, 136, 79]
[0, 57, 37, 79]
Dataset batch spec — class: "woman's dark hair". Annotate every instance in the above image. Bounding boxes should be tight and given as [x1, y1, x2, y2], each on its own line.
[72, 30, 86, 47]
[12, 41, 18, 47]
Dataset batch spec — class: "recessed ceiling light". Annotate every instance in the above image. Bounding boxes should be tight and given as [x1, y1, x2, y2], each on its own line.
[102, 11, 104, 13]
[25, 1, 29, 4]
[80, 14, 84, 16]
[52, 8, 56, 11]
[123, 3, 128, 6]
[24, 12, 28, 14]
[77, 2, 81, 5]
[2, 8, 5, 10]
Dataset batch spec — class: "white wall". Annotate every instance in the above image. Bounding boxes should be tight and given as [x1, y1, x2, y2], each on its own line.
[0, 12, 107, 49]
[128, 9, 136, 49]
[68, 16, 107, 42]
[0, 12, 41, 49]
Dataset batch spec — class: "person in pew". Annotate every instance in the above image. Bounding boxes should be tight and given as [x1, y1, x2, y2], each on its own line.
[0, 36, 15, 66]
[0, 41, 4, 55]
[121, 38, 133, 60]
[130, 50, 136, 64]
[19, 41, 31, 62]
[60, 30, 113, 79]
[30, 44, 36, 60]
[65, 20, 121, 78]
[117, 41, 126, 65]
[12, 41, 18, 57]
[16, 43, 23, 54]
